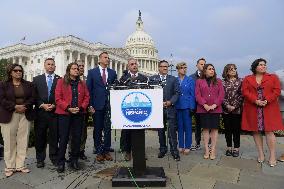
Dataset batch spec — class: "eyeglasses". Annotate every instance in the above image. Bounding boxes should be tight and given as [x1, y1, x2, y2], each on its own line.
[130, 63, 137, 66]
[13, 69, 23, 73]
[179, 67, 187, 70]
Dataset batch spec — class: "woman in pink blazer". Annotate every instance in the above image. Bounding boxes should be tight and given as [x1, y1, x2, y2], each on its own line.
[195, 64, 225, 160]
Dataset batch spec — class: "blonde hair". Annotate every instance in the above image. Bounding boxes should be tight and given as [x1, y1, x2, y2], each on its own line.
[176, 62, 187, 70]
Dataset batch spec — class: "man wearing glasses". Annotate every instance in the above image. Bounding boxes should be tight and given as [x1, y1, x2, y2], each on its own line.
[149, 60, 181, 161]
[119, 58, 148, 161]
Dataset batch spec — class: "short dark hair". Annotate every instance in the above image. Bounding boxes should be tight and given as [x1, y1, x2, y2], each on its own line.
[222, 64, 239, 80]
[44, 58, 55, 63]
[250, 58, 267, 74]
[197, 58, 206, 65]
[158, 60, 169, 67]
[5, 63, 24, 82]
[99, 51, 108, 58]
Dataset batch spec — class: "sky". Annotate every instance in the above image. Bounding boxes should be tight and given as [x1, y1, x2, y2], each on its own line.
[0, 0, 283, 77]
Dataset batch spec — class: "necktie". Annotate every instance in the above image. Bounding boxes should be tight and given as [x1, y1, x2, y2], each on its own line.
[47, 75, 52, 100]
[102, 68, 107, 85]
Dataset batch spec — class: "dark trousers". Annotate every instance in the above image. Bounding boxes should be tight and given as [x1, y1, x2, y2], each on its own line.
[93, 108, 111, 155]
[68, 114, 88, 155]
[34, 111, 58, 162]
[120, 130, 131, 153]
[57, 114, 83, 166]
[193, 112, 201, 145]
[223, 114, 241, 148]
[158, 110, 178, 154]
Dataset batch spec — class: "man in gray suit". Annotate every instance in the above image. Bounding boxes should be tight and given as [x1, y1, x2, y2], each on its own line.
[275, 69, 284, 161]
[149, 60, 181, 161]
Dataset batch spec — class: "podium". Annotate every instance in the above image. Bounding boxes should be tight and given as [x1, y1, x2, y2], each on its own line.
[110, 87, 166, 187]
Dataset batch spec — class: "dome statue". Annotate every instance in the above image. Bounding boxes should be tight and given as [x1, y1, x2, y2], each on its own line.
[125, 10, 159, 75]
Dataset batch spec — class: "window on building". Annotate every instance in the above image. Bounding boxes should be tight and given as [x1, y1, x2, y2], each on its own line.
[31, 60, 33, 64]
[37, 59, 40, 63]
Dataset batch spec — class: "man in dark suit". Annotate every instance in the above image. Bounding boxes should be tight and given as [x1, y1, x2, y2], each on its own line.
[189, 58, 206, 151]
[119, 58, 148, 161]
[87, 52, 117, 162]
[33, 58, 60, 168]
[149, 60, 181, 161]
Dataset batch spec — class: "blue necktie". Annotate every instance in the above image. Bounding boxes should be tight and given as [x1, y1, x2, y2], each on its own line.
[47, 75, 52, 100]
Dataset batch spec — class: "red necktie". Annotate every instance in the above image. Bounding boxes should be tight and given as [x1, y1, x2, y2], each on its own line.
[102, 68, 107, 85]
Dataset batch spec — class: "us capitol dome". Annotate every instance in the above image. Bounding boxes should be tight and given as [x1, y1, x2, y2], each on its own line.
[125, 11, 159, 75]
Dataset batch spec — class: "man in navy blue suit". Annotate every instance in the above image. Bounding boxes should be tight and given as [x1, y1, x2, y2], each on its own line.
[87, 52, 117, 162]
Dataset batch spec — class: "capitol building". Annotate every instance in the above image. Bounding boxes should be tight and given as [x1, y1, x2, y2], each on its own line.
[0, 11, 159, 81]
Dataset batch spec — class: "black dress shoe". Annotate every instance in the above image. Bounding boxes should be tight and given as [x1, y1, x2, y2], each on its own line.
[225, 149, 232, 156]
[109, 148, 114, 152]
[51, 160, 58, 166]
[70, 162, 80, 170]
[158, 152, 166, 158]
[36, 161, 45, 168]
[93, 149, 97, 154]
[172, 153, 180, 161]
[57, 165, 65, 173]
[79, 153, 87, 160]
[232, 150, 239, 157]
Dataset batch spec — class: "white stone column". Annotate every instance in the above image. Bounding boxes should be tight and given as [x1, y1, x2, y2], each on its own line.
[91, 56, 95, 69]
[69, 51, 73, 63]
[19, 56, 23, 66]
[77, 52, 81, 61]
[13, 57, 16, 63]
[109, 59, 113, 69]
[61, 50, 66, 77]
[119, 62, 123, 78]
[114, 61, 118, 73]
[84, 54, 88, 76]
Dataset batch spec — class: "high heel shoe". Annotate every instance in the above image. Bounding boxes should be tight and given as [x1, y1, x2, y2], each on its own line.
[268, 161, 277, 167]
[257, 157, 265, 163]
[203, 152, 210, 159]
[210, 150, 216, 160]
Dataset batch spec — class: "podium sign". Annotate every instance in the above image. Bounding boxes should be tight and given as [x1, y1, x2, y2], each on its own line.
[110, 89, 163, 129]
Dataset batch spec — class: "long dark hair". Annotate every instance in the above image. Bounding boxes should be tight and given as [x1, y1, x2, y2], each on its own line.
[63, 62, 81, 85]
[222, 64, 239, 81]
[5, 63, 24, 82]
[201, 63, 217, 85]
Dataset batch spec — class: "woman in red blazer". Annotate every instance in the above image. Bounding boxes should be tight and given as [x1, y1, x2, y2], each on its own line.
[195, 64, 224, 160]
[55, 62, 90, 173]
[242, 58, 283, 167]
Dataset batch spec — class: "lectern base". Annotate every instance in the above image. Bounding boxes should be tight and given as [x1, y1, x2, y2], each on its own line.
[112, 167, 166, 187]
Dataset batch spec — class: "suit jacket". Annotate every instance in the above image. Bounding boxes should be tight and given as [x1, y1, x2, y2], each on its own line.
[275, 69, 284, 111]
[189, 70, 201, 81]
[119, 71, 148, 84]
[175, 75, 196, 110]
[55, 79, 90, 115]
[149, 74, 180, 117]
[241, 73, 283, 131]
[33, 74, 60, 111]
[0, 80, 36, 123]
[86, 67, 117, 110]
[195, 78, 224, 114]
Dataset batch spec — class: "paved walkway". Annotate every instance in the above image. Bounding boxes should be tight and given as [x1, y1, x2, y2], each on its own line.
[1, 128, 284, 189]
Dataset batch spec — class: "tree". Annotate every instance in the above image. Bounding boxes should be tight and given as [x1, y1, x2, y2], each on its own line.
[0, 59, 11, 81]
